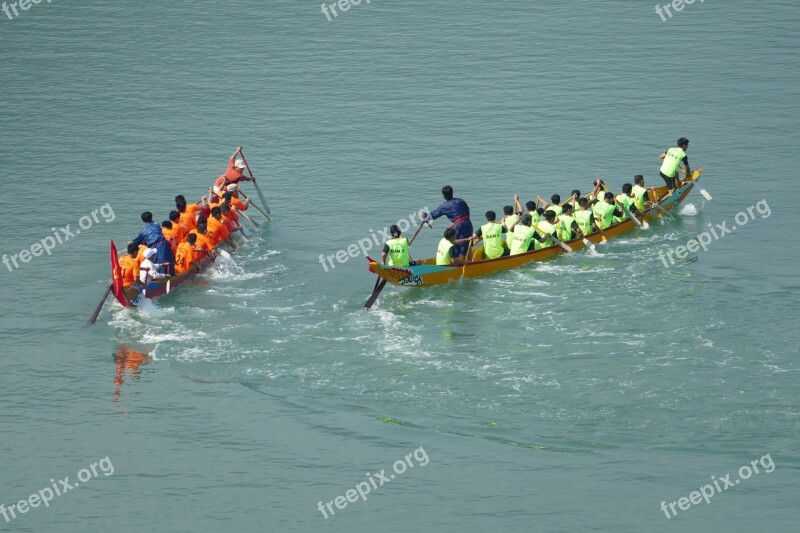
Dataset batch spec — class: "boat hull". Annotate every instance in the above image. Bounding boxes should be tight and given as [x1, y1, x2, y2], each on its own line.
[110, 247, 218, 307]
[367, 170, 702, 287]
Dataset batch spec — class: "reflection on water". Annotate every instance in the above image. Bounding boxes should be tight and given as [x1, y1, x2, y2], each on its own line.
[113, 344, 152, 403]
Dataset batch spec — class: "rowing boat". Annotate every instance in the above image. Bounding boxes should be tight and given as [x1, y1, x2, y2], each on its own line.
[366, 169, 704, 288]
[109, 240, 220, 307]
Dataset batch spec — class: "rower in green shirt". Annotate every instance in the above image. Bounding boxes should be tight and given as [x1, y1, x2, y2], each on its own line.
[591, 192, 623, 230]
[381, 225, 415, 266]
[436, 228, 464, 266]
[509, 214, 536, 255]
[557, 203, 583, 242]
[613, 183, 640, 224]
[533, 211, 559, 250]
[500, 205, 520, 250]
[462, 211, 508, 260]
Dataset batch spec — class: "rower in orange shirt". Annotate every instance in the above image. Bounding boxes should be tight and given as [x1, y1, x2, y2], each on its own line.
[207, 206, 231, 247]
[168, 210, 190, 244]
[189, 218, 214, 259]
[118, 243, 141, 288]
[174, 233, 196, 274]
[175, 194, 202, 230]
[161, 220, 178, 254]
[212, 153, 253, 196]
[220, 204, 237, 234]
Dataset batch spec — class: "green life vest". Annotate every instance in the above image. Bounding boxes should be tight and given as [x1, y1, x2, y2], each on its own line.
[574, 209, 593, 235]
[592, 202, 615, 229]
[558, 214, 575, 241]
[502, 214, 519, 248]
[632, 185, 647, 212]
[534, 220, 556, 250]
[546, 205, 562, 218]
[481, 222, 504, 260]
[436, 238, 453, 265]
[660, 147, 686, 178]
[614, 194, 634, 223]
[529, 210, 542, 225]
[386, 237, 410, 266]
[509, 224, 535, 255]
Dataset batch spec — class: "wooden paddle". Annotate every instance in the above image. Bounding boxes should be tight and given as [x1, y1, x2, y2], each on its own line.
[236, 148, 271, 214]
[364, 220, 430, 310]
[239, 191, 271, 222]
[234, 205, 260, 228]
[85, 283, 113, 327]
[530, 222, 573, 253]
[460, 238, 473, 280]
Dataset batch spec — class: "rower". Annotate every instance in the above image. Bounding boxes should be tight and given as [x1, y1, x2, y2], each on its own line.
[631, 175, 653, 213]
[591, 192, 623, 230]
[557, 203, 582, 242]
[538, 194, 562, 218]
[509, 214, 536, 255]
[533, 211, 558, 250]
[564, 189, 581, 212]
[139, 248, 169, 283]
[174, 233, 196, 275]
[130, 211, 175, 276]
[421, 186, 472, 259]
[437, 228, 464, 265]
[464, 210, 507, 260]
[207, 206, 232, 248]
[500, 205, 519, 249]
[614, 183, 641, 223]
[168, 210, 190, 244]
[189, 217, 215, 258]
[213, 155, 253, 196]
[574, 198, 599, 236]
[118, 243, 141, 288]
[219, 204, 238, 234]
[381, 224, 415, 266]
[161, 220, 178, 254]
[658, 137, 691, 197]
[175, 195, 201, 231]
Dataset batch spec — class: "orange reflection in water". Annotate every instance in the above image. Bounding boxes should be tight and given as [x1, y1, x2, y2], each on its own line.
[113, 344, 152, 403]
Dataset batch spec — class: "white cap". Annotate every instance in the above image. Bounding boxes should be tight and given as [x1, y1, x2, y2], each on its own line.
[226, 183, 239, 192]
[234, 159, 246, 169]
[143, 248, 157, 259]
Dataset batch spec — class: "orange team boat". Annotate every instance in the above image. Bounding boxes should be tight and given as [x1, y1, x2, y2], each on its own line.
[367, 169, 704, 288]
[84, 147, 271, 326]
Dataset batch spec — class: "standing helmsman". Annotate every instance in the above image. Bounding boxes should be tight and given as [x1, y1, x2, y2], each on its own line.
[130, 211, 175, 276]
[658, 137, 691, 197]
[421, 186, 473, 259]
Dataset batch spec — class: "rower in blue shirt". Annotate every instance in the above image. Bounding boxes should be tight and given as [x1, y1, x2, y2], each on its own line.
[130, 211, 176, 275]
[422, 186, 473, 259]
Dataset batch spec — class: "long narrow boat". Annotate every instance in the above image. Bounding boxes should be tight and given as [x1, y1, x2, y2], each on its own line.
[366, 169, 703, 287]
[109, 240, 219, 308]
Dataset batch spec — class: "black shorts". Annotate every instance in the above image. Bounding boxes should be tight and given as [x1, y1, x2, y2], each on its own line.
[659, 172, 675, 189]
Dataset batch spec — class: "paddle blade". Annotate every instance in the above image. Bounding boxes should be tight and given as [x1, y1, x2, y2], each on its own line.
[85, 283, 113, 327]
[253, 180, 271, 214]
[364, 279, 387, 310]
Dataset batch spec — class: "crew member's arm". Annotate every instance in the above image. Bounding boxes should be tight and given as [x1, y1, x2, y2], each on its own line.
[571, 220, 583, 237]
[381, 244, 389, 264]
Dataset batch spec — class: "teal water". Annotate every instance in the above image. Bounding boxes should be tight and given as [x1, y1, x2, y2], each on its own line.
[1, 1, 798, 531]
